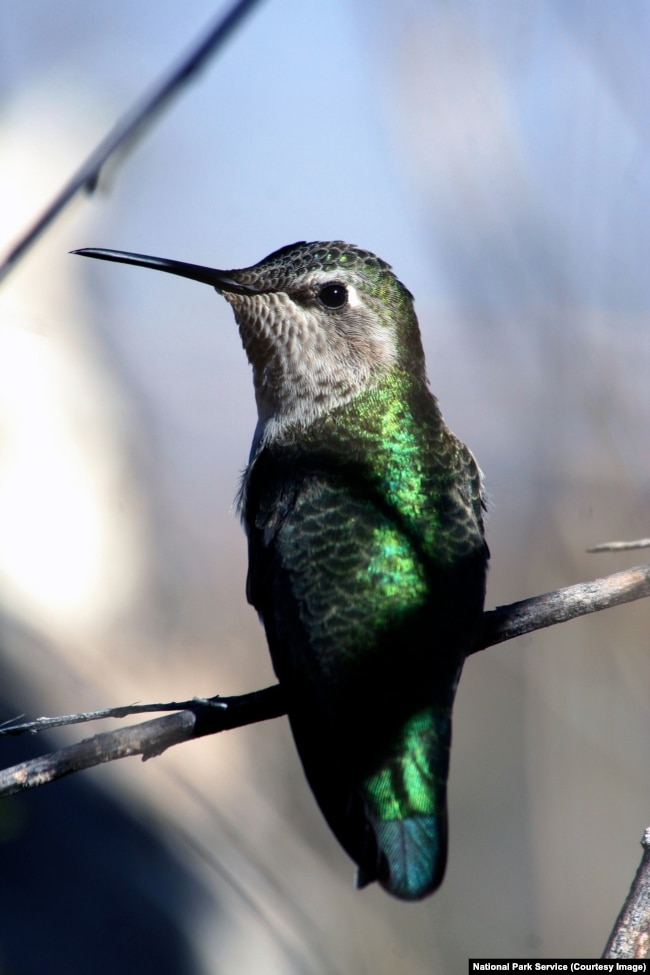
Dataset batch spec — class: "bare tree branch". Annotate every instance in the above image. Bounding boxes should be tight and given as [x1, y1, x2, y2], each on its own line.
[1, 563, 648, 798]
[0, 686, 286, 796]
[472, 561, 650, 653]
[587, 539, 650, 553]
[0, 0, 265, 284]
[603, 828, 650, 958]
[1, 561, 648, 954]
[1, 712, 197, 795]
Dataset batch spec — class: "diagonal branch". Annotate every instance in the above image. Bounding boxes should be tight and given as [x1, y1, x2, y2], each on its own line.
[0, 0, 265, 284]
[0, 562, 648, 798]
[602, 827, 650, 959]
[473, 561, 650, 652]
[0, 686, 286, 797]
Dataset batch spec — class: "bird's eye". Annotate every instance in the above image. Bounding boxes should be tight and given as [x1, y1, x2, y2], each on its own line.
[318, 283, 348, 309]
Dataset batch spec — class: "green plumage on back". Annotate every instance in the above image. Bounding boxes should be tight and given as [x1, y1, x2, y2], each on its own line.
[242, 363, 486, 899]
[74, 239, 489, 899]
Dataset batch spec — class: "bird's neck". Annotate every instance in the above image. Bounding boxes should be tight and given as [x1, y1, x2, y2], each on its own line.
[252, 368, 441, 459]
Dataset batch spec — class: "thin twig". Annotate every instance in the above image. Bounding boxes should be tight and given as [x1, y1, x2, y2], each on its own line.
[0, 698, 227, 736]
[0, 0, 265, 284]
[0, 564, 648, 798]
[603, 827, 650, 958]
[587, 539, 650, 553]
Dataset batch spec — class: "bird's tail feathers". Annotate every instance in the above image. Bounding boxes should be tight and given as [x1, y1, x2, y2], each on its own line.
[358, 705, 451, 900]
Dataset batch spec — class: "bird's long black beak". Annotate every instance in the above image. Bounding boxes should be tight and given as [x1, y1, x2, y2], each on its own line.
[71, 248, 259, 295]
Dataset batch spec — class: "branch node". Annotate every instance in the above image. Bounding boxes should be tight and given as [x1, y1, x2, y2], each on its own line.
[191, 696, 228, 709]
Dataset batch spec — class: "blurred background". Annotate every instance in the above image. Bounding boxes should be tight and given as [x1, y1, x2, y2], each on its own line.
[1, 1, 649, 972]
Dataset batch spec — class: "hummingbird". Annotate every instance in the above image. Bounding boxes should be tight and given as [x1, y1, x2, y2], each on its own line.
[73, 240, 489, 900]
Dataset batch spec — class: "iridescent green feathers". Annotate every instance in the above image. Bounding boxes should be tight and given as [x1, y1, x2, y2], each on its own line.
[232, 242, 487, 900]
[241, 338, 487, 897]
[73, 239, 488, 900]
[360, 706, 452, 898]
